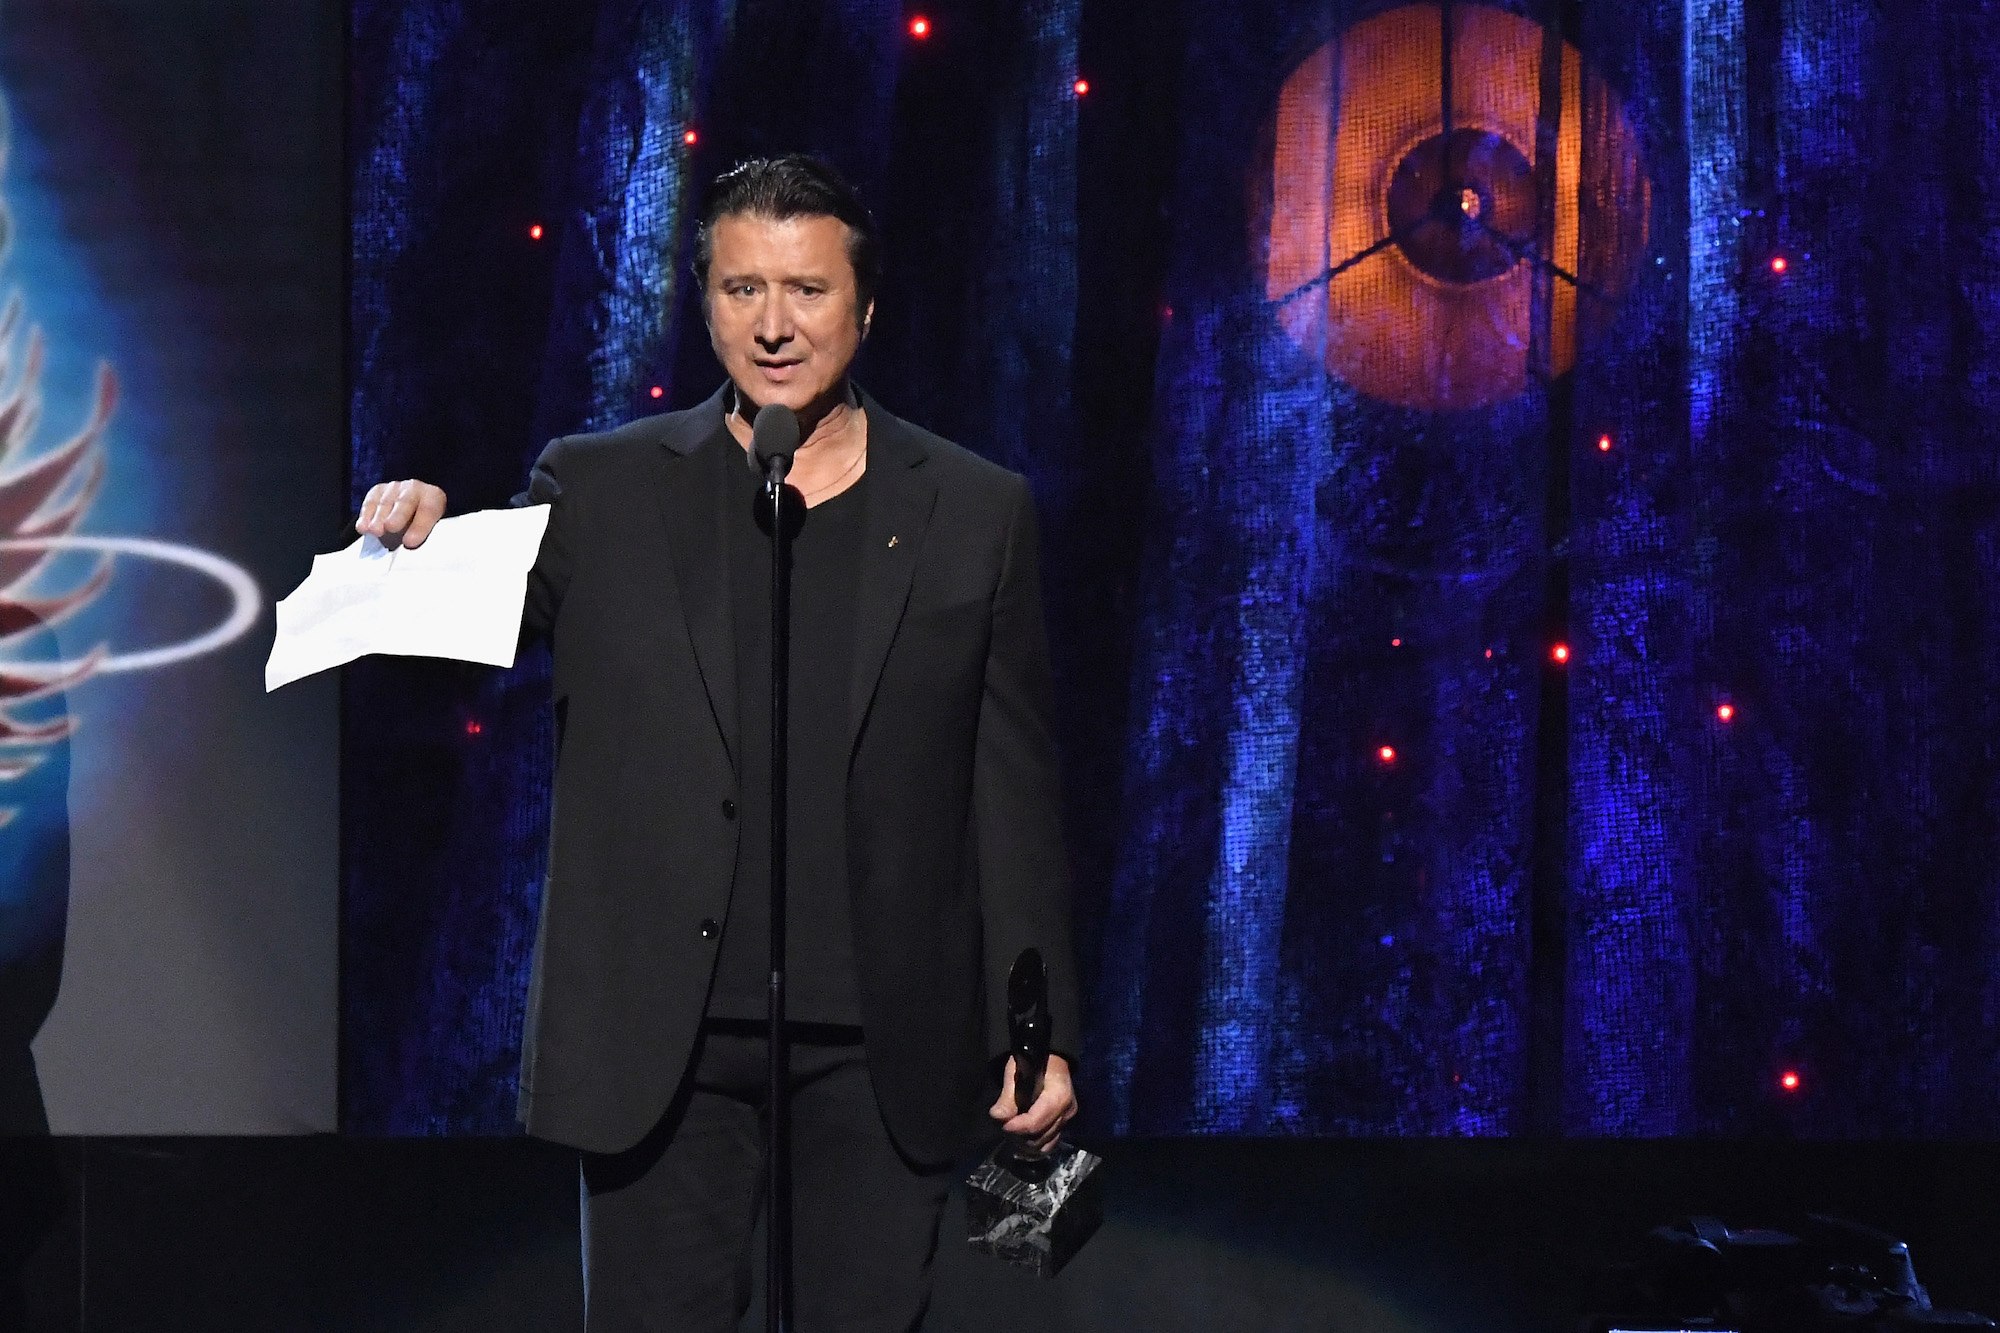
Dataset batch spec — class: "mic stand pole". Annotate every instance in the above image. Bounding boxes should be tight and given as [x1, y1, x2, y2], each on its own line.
[763, 457, 793, 1333]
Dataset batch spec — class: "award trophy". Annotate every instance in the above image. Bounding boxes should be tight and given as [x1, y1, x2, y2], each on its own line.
[965, 949, 1104, 1277]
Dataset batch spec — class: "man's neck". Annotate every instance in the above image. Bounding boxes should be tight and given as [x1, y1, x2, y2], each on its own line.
[729, 381, 861, 453]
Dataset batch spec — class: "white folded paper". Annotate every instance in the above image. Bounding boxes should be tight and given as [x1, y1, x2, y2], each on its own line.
[264, 505, 552, 692]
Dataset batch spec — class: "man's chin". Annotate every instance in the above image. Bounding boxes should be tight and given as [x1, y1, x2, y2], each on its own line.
[731, 372, 839, 417]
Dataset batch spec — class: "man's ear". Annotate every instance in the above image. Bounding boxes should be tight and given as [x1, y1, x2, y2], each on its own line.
[861, 298, 875, 339]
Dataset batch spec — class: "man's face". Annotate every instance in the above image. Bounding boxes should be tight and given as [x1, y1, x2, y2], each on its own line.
[704, 211, 871, 418]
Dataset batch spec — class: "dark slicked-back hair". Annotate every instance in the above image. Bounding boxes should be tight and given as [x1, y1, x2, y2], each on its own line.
[693, 155, 882, 323]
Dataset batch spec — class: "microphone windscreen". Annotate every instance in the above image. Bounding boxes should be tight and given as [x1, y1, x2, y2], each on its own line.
[749, 403, 801, 471]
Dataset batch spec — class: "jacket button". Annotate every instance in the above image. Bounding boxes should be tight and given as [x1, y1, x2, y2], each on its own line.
[699, 918, 720, 940]
[721, 799, 737, 820]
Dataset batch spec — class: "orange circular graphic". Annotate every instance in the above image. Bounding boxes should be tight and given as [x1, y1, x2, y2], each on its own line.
[1259, 4, 1651, 412]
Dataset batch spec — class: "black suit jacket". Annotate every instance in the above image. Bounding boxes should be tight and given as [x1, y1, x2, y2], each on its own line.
[513, 384, 1079, 1164]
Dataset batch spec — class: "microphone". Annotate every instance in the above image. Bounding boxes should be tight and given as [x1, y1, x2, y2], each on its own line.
[749, 403, 801, 484]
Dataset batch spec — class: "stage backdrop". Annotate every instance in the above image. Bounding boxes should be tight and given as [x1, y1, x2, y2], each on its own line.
[0, 0, 342, 1134]
[347, 0, 2000, 1137]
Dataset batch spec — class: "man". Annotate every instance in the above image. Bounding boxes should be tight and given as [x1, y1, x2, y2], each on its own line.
[357, 155, 1081, 1331]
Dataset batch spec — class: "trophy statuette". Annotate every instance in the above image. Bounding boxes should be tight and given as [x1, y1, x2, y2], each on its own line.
[964, 948, 1104, 1276]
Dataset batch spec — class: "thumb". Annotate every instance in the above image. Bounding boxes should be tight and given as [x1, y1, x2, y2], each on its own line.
[988, 1056, 1016, 1119]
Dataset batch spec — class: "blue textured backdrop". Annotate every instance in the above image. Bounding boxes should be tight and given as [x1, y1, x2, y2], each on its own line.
[347, 0, 2000, 1137]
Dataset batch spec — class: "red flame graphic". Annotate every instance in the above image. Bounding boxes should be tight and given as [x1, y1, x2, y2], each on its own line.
[0, 293, 116, 824]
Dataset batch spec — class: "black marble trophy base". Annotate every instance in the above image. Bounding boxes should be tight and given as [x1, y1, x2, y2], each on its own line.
[964, 1140, 1104, 1277]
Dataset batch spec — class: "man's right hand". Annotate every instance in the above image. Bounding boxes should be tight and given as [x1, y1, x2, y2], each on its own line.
[356, 479, 447, 549]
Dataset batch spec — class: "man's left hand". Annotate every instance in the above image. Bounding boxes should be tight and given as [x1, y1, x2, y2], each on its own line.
[988, 1053, 1078, 1156]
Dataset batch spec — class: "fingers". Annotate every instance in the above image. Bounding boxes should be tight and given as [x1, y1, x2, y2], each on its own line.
[402, 485, 447, 549]
[355, 482, 391, 535]
[988, 1057, 1078, 1153]
[378, 481, 424, 541]
[356, 480, 447, 547]
[1011, 1110, 1068, 1155]
[1001, 1088, 1074, 1142]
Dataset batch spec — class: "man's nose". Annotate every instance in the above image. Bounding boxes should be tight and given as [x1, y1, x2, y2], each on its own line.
[753, 299, 793, 348]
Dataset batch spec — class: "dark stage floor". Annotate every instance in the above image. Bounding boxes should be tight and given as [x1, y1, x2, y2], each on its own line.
[4, 1136, 1997, 1331]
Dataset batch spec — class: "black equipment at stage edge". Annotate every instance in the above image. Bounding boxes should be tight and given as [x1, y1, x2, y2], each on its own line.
[1586, 1213, 1994, 1333]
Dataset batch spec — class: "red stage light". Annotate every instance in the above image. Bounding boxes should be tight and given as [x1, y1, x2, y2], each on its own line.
[1769, 255, 1788, 274]
[1716, 702, 1736, 723]
[465, 720, 484, 736]
[683, 129, 699, 146]
[528, 223, 544, 241]
[1073, 78, 1091, 96]
[1597, 433, 1613, 452]
[650, 386, 665, 399]
[909, 15, 930, 38]
[1391, 637, 1402, 648]
[1377, 745, 1397, 764]
[1780, 1069, 1801, 1092]
[1551, 643, 1571, 664]
[1484, 648, 1494, 659]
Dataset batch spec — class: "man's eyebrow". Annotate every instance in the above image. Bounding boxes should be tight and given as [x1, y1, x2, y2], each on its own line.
[712, 270, 837, 286]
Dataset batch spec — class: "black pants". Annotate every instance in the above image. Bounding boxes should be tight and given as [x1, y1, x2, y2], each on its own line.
[579, 1020, 955, 1332]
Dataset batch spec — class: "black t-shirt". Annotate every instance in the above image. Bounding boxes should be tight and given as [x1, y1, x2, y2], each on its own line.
[708, 444, 870, 1025]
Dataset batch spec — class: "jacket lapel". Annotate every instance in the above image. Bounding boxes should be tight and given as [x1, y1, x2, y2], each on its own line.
[653, 386, 739, 772]
[848, 391, 937, 757]
[649, 382, 934, 767]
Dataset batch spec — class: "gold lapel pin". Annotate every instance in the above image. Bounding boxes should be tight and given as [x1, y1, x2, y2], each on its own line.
[888, 535, 900, 548]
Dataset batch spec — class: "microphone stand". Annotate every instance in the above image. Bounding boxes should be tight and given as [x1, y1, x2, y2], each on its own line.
[762, 451, 793, 1333]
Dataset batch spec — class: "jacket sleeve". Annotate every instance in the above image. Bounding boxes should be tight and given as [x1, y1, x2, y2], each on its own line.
[975, 475, 1082, 1070]
[512, 436, 575, 643]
